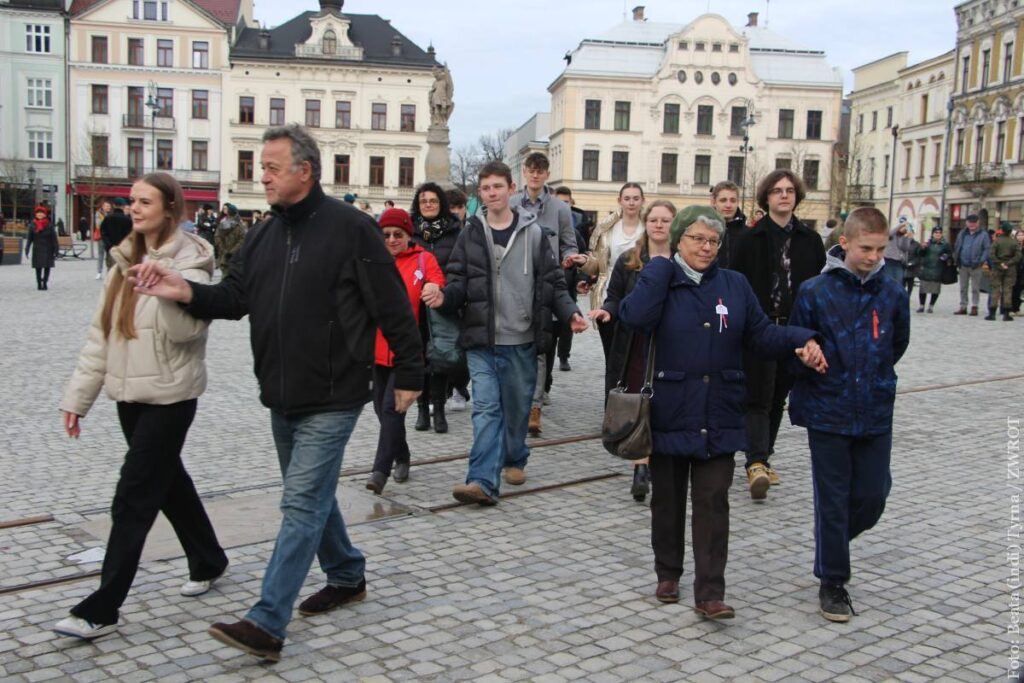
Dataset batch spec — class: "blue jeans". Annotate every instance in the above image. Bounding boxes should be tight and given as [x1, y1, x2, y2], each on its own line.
[245, 409, 366, 640]
[465, 344, 537, 498]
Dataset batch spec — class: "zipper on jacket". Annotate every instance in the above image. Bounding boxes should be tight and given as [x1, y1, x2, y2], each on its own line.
[278, 227, 293, 409]
[327, 319, 335, 396]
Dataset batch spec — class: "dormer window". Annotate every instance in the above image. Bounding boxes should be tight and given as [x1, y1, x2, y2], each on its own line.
[695, 41, 705, 51]
[678, 41, 688, 50]
[712, 43, 722, 52]
[322, 29, 336, 55]
[132, 0, 169, 21]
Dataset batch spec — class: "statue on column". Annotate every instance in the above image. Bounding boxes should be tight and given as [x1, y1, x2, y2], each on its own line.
[429, 65, 454, 128]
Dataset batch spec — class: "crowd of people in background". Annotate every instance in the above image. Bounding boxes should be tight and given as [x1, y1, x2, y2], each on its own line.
[42, 122, 1021, 662]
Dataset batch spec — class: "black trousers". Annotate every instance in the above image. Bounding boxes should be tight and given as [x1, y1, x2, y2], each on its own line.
[72, 400, 226, 625]
[34, 267, 51, 287]
[649, 453, 735, 601]
[742, 351, 794, 468]
[372, 365, 410, 476]
[556, 318, 574, 362]
[541, 323, 560, 396]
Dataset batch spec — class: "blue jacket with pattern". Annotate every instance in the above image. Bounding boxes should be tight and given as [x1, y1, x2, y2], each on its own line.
[789, 246, 911, 437]
[618, 256, 816, 459]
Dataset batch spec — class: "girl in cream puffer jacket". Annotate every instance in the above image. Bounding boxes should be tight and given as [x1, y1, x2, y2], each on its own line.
[53, 173, 227, 641]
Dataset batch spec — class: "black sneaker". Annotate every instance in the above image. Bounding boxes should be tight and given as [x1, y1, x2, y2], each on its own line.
[819, 582, 856, 623]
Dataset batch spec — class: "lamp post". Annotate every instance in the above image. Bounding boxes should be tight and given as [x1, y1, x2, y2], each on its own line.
[145, 81, 160, 173]
[738, 102, 756, 215]
[887, 124, 899, 226]
[27, 164, 40, 206]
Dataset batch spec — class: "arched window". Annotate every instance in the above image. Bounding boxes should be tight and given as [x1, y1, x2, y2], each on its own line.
[323, 29, 337, 55]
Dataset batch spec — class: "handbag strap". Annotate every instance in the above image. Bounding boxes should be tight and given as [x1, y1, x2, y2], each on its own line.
[640, 335, 656, 398]
[613, 330, 636, 389]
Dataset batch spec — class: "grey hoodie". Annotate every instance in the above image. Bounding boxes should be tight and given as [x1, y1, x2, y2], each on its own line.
[822, 244, 885, 284]
[511, 186, 578, 262]
[481, 208, 547, 345]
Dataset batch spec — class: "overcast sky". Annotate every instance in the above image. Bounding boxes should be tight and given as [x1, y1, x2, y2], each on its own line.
[254, 0, 957, 149]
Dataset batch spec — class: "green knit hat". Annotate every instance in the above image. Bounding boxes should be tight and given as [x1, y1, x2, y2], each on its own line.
[670, 205, 725, 251]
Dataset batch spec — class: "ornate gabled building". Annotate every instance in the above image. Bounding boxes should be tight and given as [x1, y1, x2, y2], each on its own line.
[519, 7, 843, 226]
[945, 0, 1024, 236]
[68, 0, 247, 225]
[222, 0, 439, 213]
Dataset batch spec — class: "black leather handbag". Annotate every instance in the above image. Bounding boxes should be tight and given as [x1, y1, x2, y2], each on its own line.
[601, 333, 656, 460]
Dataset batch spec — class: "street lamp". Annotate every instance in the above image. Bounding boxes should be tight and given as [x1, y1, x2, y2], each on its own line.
[738, 102, 756, 214]
[145, 81, 160, 173]
[27, 164, 40, 206]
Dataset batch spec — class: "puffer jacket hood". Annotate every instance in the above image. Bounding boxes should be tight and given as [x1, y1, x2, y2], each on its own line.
[110, 229, 215, 277]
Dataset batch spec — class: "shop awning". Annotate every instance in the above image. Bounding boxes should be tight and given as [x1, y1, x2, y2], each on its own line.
[76, 185, 219, 202]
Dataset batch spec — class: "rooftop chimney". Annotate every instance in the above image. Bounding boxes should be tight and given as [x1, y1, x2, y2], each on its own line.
[747, 12, 758, 27]
[632, 5, 645, 22]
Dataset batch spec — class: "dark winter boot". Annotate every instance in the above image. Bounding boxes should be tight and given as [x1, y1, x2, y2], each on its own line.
[985, 308, 997, 321]
[631, 464, 650, 502]
[433, 401, 448, 433]
[414, 399, 430, 431]
[1003, 307, 1015, 321]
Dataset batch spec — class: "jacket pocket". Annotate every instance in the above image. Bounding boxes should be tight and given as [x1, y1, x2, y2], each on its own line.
[709, 369, 746, 427]
[651, 369, 692, 430]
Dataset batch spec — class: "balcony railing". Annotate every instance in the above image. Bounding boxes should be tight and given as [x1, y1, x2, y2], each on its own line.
[294, 43, 363, 60]
[847, 184, 875, 202]
[74, 165, 219, 184]
[122, 114, 176, 130]
[949, 163, 1006, 185]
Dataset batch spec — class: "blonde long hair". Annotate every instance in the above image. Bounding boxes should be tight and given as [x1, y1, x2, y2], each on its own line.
[101, 173, 184, 339]
[624, 200, 677, 271]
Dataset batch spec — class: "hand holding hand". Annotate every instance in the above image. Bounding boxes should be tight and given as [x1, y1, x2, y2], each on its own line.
[129, 261, 192, 303]
[421, 283, 444, 309]
[795, 339, 828, 374]
[63, 411, 81, 438]
[394, 389, 421, 413]
[570, 312, 589, 333]
[576, 281, 591, 295]
[588, 309, 611, 324]
[562, 254, 588, 268]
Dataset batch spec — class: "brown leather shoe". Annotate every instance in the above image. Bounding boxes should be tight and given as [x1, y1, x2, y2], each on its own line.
[694, 600, 735, 620]
[297, 579, 367, 616]
[503, 467, 526, 485]
[969, 306, 979, 316]
[452, 482, 497, 506]
[208, 620, 283, 662]
[528, 406, 542, 436]
[954, 307, 968, 315]
[656, 580, 680, 603]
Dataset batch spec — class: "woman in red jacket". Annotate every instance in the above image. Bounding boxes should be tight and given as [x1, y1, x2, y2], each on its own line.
[367, 208, 445, 494]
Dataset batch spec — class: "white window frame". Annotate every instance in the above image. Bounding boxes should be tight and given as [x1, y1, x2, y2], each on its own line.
[26, 78, 53, 108]
[25, 24, 51, 53]
[28, 131, 54, 160]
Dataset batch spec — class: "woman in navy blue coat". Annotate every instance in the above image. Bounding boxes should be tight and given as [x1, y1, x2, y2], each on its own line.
[618, 206, 825, 619]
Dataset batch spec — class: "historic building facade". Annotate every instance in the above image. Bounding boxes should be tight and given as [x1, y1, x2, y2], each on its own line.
[848, 50, 955, 240]
[0, 0, 68, 225]
[513, 9, 843, 226]
[944, 0, 1024, 234]
[222, 0, 438, 213]
[67, 0, 245, 224]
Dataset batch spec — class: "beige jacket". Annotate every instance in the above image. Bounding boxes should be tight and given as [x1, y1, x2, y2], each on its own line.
[61, 231, 214, 417]
[581, 208, 625, 310]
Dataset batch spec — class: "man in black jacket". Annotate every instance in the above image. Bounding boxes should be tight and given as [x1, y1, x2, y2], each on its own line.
[732, 169, 826, 500]
[130, 125, 423, 661]
[100, 198, 132, 268]
[423, 161, 587, 505]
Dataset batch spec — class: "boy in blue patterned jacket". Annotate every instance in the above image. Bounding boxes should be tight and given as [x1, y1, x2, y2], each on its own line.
[789, 207, 911, 623]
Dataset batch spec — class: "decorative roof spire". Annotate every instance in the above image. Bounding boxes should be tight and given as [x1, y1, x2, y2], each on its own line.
[319, 0, 343, 13]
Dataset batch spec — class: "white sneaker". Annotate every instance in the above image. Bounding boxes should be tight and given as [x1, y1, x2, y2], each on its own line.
[94, 273, 102, 280]
[180, 573, 221, 597]
[53, 616, 118, 640]
[448, 394, 467, 412]
[542, 392, 551, 406]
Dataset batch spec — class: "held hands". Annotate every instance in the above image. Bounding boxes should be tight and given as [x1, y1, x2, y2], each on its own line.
[394, 389, 420, 414]
[570, 312, 589, 333]
[129, 261, 193, 303]
[576, 281, 591, 295]
[421, 283, 444, 309]
[589, 309, 611, 324]
[63, 411, 81, 439]
[795, 339, 828, 374]
[562, 254, 588, 269]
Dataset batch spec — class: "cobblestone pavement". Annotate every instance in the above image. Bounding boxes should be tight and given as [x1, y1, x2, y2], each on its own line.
[0, 254, 1019, 682]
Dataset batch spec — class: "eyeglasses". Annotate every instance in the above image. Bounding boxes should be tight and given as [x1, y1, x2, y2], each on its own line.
[684, 234, 722, 249]
[382, 230, 407, 240]
[418, 197, 440, 206]
[769, 187, 797, 197]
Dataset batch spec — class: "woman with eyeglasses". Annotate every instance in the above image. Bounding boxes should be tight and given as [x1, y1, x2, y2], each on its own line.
[589, 200, 676, 503]
[410, 182, 464, 434]
[367, 208, 445, 494]
[618, 205, 825, 620]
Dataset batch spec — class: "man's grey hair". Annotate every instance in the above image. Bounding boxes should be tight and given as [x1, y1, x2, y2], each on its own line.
[686, 215, 725, 237]
[262, 124, 321, 181]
